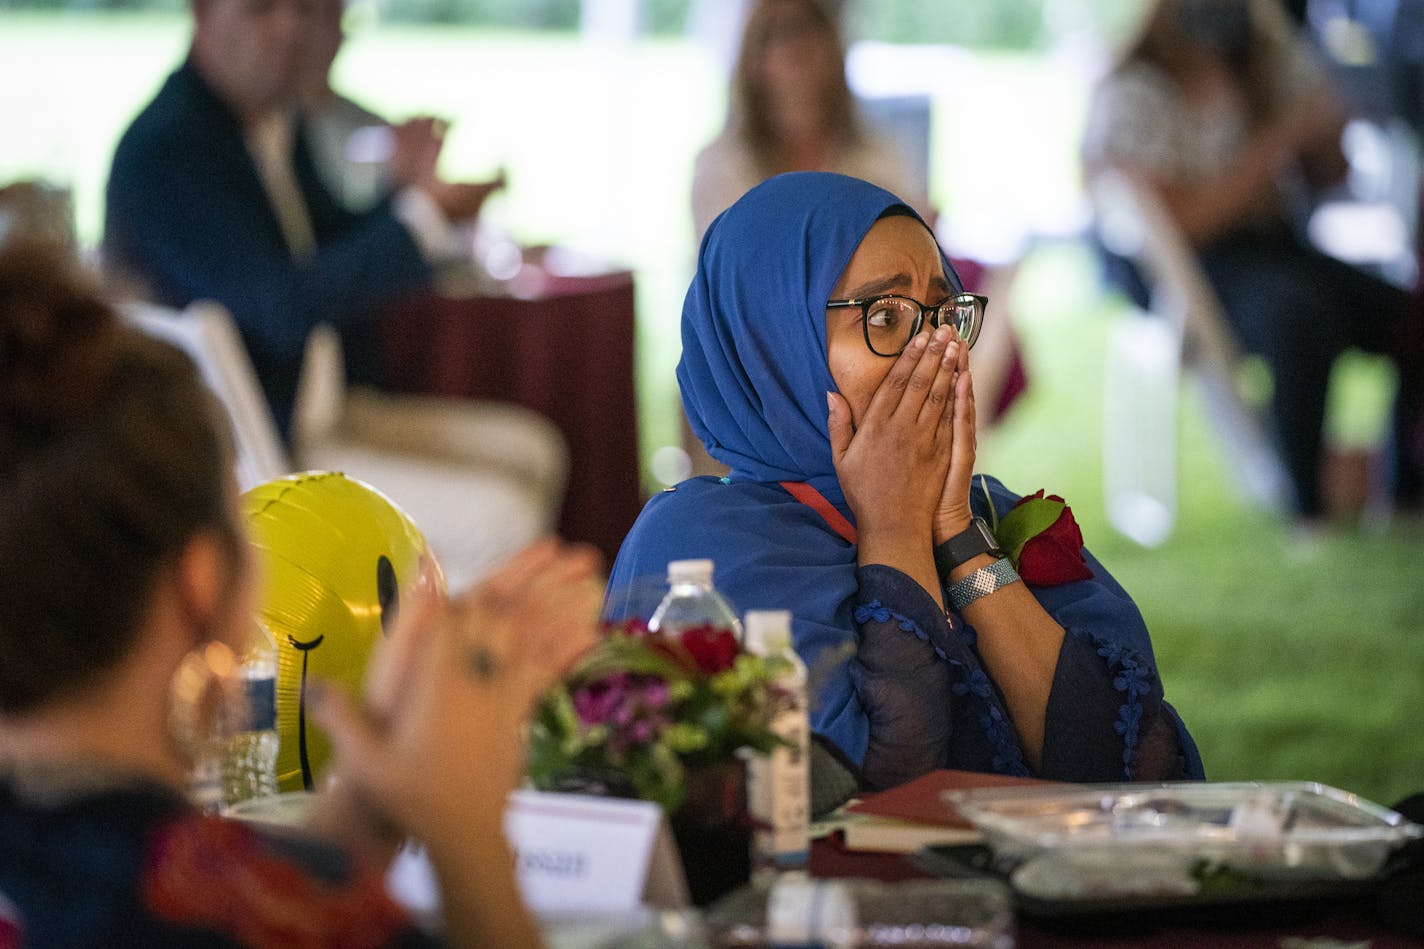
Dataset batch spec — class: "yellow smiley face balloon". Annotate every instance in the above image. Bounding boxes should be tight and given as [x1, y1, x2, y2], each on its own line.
[242, 471, 441, 792]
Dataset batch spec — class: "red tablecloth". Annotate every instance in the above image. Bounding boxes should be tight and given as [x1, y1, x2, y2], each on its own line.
[378, 270, 644, 566]
[811, 771, 1420, 948]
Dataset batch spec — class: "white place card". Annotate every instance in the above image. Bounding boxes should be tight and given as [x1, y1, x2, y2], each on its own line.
[384, 789, 690, 924]
[505, 789, 690, 915]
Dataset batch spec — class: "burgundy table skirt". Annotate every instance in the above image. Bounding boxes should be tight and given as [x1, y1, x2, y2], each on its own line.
[378, 270, 644, 567]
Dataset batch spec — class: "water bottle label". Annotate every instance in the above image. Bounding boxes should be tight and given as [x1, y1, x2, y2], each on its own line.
[243, 676, 277, 731]
[750, 706, 810, 868]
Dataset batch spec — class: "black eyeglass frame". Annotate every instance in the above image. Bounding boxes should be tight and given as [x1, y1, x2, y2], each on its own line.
[825, 292, 987, 357]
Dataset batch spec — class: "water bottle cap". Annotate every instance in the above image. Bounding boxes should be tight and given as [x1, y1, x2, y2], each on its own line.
[743, 609, 792, 654]
[666, 558, 714, 585]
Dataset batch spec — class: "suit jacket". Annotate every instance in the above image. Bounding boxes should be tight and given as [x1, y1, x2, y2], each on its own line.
[103, 59, 432, 437]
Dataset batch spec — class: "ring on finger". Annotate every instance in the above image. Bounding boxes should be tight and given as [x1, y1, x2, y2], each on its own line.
[465, 645, 500, 681]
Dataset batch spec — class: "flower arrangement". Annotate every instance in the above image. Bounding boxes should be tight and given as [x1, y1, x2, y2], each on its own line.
[980, 478, 1093, 586]
[525, 620, 794, 813]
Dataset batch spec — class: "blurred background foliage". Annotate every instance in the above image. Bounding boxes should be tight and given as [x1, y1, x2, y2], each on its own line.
[0, 0, 1145, 47]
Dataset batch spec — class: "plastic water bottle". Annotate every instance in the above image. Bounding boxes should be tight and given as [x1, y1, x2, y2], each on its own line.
[743, 610, 810, 873]
[221, 620, 280, 807]
[647, 559, 743, 640]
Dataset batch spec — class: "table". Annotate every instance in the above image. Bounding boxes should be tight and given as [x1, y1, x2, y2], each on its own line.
[379, 267, 644, 566]
[810, 770, 1422, 948]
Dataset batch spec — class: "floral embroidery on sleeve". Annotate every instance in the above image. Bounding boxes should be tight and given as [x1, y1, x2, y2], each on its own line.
[949, 663, 1031, 777]
[853, 600, 953, 661]
[143, 813, 410, 949]
[1090, 633, 1157, 780]
[855, 595, 1032, 777]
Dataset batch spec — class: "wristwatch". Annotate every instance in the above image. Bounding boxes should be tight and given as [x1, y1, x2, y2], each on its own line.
[933, 517, 1004, 580]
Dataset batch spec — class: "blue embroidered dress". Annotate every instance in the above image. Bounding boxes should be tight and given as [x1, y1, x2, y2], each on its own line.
[606, 172, 1203, 790]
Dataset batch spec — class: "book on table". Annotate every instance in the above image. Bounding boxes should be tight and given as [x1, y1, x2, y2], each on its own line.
[837, 770, 1059, 854]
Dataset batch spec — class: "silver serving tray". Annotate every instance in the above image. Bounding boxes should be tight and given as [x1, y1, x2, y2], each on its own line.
[941, 781, 1422, 903]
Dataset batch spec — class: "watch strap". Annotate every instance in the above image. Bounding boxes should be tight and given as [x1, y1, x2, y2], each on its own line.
[933, 516, 1003, 579]
[948, 557, 1020, 613]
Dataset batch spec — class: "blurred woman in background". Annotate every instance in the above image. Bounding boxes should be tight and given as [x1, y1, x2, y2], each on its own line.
[684, 0, 1025, 480]
[690, 0, 929, 241]
[1082, 0, 1424, 525]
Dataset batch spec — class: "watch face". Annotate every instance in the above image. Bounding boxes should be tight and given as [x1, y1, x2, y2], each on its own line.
[973, 519, 1001, 554]
[937, 517, 1001, 574]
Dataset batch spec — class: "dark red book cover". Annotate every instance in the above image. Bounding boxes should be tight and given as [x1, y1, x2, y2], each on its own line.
[845, 769, 1060, 828]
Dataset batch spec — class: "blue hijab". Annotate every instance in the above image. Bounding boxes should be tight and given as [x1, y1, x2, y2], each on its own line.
[677, 171, 960, 505]
[611, 172, 1200, 775]
[608, 172, 962, 763]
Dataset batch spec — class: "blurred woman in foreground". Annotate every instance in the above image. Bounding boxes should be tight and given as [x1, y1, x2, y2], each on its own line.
[0, 240, 600, 946]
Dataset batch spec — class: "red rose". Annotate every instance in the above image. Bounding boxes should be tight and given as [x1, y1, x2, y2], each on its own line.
[677, 624, 740, 673]
[602, 617, 650, 638]
[1012, 491, 1093, 585]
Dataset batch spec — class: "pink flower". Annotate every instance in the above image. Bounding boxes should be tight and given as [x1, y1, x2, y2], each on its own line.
[572, 672, 632, 725]
[574, 672, 676, 754]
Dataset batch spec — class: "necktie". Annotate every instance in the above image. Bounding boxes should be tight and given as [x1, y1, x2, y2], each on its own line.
[247, 113, 317, 261]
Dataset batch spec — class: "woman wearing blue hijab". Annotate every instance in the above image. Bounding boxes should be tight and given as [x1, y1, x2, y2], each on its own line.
[607, 172, 1202, 798]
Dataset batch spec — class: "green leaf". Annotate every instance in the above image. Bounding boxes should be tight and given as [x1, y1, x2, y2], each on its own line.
[993, 497, 1064, 562]
[664, 722, 709, 753]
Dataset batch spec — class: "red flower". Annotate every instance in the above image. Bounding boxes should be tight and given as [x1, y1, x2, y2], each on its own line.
[677, 625, 740, 673]
[603, 617, 650, 638]
[1011, 490, 1093, 585]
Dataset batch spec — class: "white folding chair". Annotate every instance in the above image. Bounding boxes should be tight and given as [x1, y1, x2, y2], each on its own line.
[123, 298, 289, 491]
[1091, 169, 1290, 545]
[292, 323, 568, 524]
[123, 299, 557, 589]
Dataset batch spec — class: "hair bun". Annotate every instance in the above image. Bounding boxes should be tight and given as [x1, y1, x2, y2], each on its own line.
[0, 240, 119, 443]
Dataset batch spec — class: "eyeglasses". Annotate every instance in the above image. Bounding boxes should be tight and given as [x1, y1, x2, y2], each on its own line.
[825, 292, 987, 357]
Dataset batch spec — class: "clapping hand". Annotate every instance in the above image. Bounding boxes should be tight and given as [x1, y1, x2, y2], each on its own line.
[312, 538, 603, 845]
[427, 171, 506, 224]
[386, 116, 507, 223]
[385, 115, 448, 192]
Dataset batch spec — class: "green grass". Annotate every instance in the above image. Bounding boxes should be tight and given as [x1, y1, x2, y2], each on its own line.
[986, 242, 1424, 805]
[4, 14, 1421, 807]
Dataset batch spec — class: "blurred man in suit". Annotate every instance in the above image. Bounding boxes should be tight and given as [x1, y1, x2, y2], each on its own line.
[103, 0, 487, 437]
